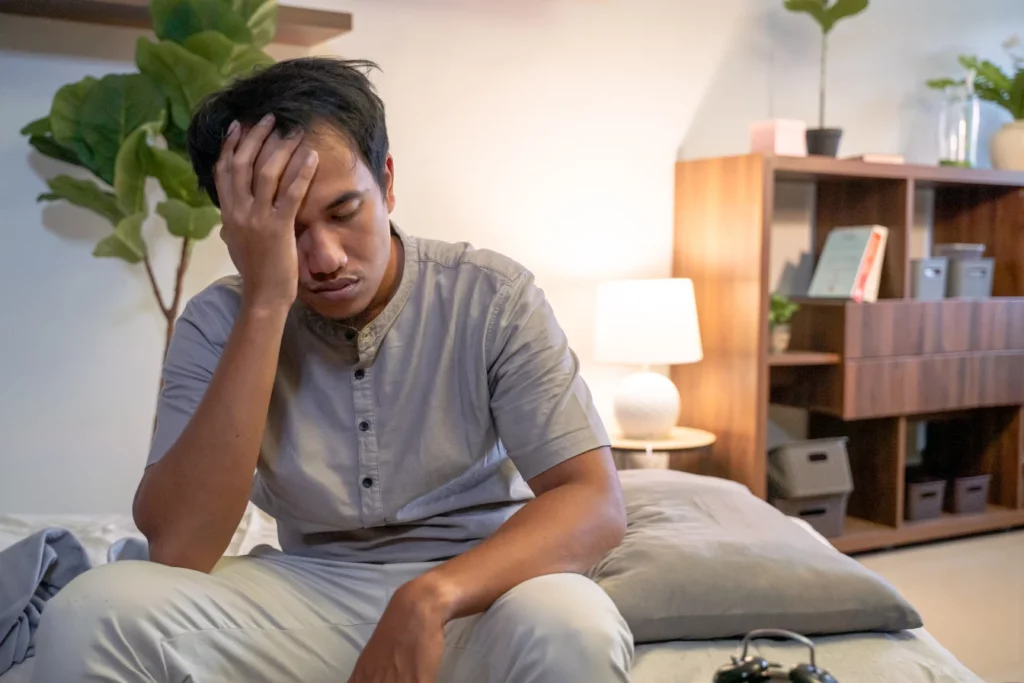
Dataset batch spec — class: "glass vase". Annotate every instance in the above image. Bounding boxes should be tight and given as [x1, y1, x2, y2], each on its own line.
[938, 85, 980, 168]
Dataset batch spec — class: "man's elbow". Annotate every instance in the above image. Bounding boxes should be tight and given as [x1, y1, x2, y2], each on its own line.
[147, 537, 218, 574]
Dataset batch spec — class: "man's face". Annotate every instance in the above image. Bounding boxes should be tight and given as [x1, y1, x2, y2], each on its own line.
[292, 129, 397, 321]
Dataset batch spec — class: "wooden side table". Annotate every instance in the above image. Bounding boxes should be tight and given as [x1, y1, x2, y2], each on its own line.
[611, 426, 717, 475]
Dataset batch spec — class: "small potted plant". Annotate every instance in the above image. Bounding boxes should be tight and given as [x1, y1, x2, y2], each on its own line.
[927, 37, 1024, 171]
[783, 0, 870, 156]
[769, 293, 800, 354]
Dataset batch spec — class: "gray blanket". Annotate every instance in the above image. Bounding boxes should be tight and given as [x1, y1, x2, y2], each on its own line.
[0, 529, 91, 675]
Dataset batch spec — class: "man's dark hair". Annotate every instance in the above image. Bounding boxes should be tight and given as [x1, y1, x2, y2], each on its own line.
[188, 57, 388, 207]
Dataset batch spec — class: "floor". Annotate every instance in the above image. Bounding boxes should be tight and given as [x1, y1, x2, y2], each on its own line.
[859, 529, 1024, 683]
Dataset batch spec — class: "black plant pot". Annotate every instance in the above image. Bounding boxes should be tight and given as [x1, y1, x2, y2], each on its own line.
[806, 128, 843, 157]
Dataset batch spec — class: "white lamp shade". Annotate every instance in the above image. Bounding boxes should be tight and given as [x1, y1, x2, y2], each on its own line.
[594, 278, 703, 366]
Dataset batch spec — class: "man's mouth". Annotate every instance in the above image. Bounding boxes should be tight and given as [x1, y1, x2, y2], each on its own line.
[308, 278, 359, 301]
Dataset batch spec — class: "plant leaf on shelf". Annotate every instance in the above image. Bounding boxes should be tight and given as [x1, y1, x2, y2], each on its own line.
[825, 0, 869, 31]
[1010, 69, 1024, 120]
[158, 198, 221, 240]
[151, 0, 252, 45]
[79, 74, 166, 188]
[926, 77, 965, 90]
[38, 175, 125, 225]
[93, 212, 148, 264]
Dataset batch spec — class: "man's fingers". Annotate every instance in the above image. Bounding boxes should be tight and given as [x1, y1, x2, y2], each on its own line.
[275, 150, 319, 217]
[214, 120, 240, 209]
[231, 112, 276, 204]
[253, 129, 306, 208]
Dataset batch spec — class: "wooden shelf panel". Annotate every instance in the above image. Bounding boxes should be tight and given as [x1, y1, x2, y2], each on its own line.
[768, 351, 841, 366]
[0, 0, 352, 46]
[770, 154, 1024, 188]
[831, 506, 1024, 554]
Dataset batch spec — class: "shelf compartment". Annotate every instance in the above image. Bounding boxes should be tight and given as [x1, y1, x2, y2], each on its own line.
[832, 506, 1024, 554]
[0, 0, 353, 46]
[771, 155, 1024, 188]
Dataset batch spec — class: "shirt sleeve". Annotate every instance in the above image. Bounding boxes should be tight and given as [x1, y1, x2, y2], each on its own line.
[147, 295, 233, 467]
[485, 271, 610, 481]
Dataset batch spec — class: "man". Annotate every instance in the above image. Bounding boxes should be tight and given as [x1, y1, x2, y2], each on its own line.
[33, 57, 631, 683]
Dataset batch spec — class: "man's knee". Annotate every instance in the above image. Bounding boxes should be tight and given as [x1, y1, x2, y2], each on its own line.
[489, 573, 633, 675]
[33, 561, 193, 678]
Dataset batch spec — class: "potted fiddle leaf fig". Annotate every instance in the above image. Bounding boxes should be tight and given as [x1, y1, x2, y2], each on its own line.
[927, 37, 1024, 171]
[784, 0, 870, 157]
[769, 293, 800, 354]
[21, 0, 277, 362]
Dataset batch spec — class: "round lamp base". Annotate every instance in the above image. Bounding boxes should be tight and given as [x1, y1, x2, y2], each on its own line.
[612, 371, 680, 441]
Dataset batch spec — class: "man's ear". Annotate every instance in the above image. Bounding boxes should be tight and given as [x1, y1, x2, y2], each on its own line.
[383, 153, 396, 213]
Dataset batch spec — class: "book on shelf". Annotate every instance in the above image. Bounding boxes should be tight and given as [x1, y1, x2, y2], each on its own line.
[807, 226, 889, 303]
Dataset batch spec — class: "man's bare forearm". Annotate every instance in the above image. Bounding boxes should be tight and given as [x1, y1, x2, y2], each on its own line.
[133, 303, 289, 572]
[394, 448, 626, 623]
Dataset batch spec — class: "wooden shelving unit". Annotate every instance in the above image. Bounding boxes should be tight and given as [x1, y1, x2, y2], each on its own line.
[671, 153, 1024, 553]
[0, 0, 353, 46]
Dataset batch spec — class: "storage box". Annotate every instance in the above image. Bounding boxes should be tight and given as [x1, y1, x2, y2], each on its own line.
[910, 258, 949, 301]
[944, 474, 990, 515]
[749, 119, 807, 156]
[906, 478, 946, 522]
[933, 243, 985, 260]
[772, 494, 849, 538]
[768, 438, 853, 499]
[947, 257, 994, 298]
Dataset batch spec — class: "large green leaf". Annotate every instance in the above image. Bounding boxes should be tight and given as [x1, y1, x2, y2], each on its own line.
[20, 117, 52, 136]
[149, 146, 210, 207]
[136, 37, 224, 131]
[157, 198, 221, 240]
[79, 74, 166, 186]
[150, 0, 251, 45]
[183, 31, 273, 78]
[231, 0, 277, 48]
[28, 135, 87, 169]
[50, 77, 100, 175]
[38, 175, 125, 224]
[93, 212, 148, 264]
[114, 120, 163, 215]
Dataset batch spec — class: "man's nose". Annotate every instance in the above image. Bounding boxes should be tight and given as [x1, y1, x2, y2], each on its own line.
[306, 227, 348, 277]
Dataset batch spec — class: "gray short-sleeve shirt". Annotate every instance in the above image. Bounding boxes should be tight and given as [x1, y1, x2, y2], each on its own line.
[149, 225, 609, 563]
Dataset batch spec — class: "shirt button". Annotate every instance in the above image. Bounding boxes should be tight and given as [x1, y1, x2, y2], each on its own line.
[354, 369, 365, 380]
[359, 420, 370, 432]
[362, 477, 374, 489]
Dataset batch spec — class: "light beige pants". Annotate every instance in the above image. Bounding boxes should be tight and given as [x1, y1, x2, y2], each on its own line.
[30, 546, 632, 682]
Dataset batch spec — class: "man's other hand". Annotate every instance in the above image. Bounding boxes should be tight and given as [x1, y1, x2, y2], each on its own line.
[347, 577, 454, 683]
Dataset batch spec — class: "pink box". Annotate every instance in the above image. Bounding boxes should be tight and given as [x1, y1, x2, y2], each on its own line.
[750, 119, 807, 156]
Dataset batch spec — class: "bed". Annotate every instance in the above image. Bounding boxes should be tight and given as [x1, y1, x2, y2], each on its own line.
[0, 478, 984, 683]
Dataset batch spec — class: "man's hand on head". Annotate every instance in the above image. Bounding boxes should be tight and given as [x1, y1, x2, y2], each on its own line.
[215, 113, 319, 313]
[346, 576, 455, 683]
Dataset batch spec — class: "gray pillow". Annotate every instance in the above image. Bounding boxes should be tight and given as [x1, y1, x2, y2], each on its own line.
[589, 470, 922, 643]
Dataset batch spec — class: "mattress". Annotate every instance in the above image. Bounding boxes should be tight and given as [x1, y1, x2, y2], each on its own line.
[0, 513, 981, 683]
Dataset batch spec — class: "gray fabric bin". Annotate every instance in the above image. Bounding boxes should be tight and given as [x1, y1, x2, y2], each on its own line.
[768, 438, 853, 499]
[772, 494, 849, 538]
[910, 258, 948, 301]
[947, 258, 994, 298]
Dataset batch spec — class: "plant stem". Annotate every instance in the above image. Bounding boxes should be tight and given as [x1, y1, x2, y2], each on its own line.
[164, 237, 192, 363]
[143, 253, 170, 318]
[820, 31, 828, 129]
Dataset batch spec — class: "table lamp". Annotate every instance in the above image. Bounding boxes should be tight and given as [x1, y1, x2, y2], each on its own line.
[594, 278, 703, 440]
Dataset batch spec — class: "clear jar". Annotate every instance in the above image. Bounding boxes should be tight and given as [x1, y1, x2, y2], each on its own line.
[938, 83, 980, 168]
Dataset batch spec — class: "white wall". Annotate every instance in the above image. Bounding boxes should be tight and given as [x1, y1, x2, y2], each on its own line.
[1, 0, 1022, 513]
